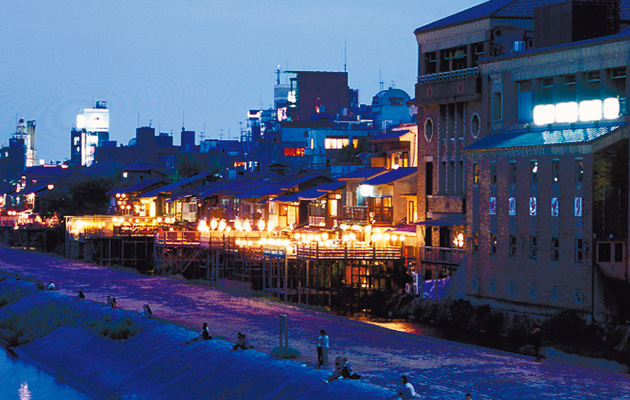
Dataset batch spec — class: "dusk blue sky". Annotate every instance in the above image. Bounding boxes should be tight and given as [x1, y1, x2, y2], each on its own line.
[1, 0, 479, 163]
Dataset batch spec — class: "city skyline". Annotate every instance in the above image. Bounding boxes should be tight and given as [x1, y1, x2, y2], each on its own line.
[0, 0, 479, 163]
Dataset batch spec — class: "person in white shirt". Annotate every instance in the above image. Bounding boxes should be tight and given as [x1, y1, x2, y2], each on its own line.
[397, 375, 418, 399]
[317, 329, 329, 367]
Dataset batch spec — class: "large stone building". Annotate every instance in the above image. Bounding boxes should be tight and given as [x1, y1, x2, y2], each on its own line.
[415, 0, 630, 321]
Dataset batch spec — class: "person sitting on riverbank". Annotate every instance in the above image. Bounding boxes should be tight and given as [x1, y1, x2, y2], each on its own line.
[111, 297, 118, 309]
[323, 356, 344, 384]
[140, 304, 153, 319]
[396, 375, 418, 399]
[186, 322, 212, 344]
[73, 290, 85, 302]
[46, 281, 56, 290]
[340, 358, 361, 379]
[36, 280, 44, 290]
[232, 332, 252, 350]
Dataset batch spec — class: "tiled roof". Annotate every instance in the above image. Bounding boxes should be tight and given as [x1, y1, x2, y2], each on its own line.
[139, 172, 213, 198]
[464, 125, 621, 152]
[361, 167, 416, 186]
[235, 183, 285, 199]
[279, 172, 329, 190]
[339, 167, 386, 180]
[370, 131, 410, 141]
[106, 179, 164, 196]
[415, 0, 560, 33]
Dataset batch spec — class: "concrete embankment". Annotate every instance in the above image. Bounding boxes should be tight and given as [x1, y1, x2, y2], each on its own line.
[0, 277, 391, 399]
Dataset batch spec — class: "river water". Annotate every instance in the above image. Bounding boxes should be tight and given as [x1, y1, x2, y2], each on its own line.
[0, 347, 91, 400]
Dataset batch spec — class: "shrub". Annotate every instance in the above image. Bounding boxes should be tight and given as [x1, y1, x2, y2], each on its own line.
[95, 316, 141, 340]
[541, 310, 586, 344]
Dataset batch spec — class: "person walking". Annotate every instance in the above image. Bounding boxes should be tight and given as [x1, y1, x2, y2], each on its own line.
[317, 329, 329, 368]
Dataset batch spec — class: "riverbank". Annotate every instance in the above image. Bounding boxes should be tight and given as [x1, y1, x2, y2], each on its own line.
[0, 275, 392, 399]
[1, 246, 629, 399]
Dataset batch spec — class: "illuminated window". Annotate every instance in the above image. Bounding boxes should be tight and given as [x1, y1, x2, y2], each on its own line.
[530, 161, 538, 184]
[284, 148, 304, 157]
[325, 138, 350, 149]
[490, 233, 497, 255]
[473, 232, 479, 253]
[575, 159, 583, 183]
[473, 163, 479, 184]
[552, 160, 559, 183]
[328, 199, 338, 217]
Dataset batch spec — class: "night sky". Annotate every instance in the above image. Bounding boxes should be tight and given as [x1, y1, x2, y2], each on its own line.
[0, 0, 479, 163]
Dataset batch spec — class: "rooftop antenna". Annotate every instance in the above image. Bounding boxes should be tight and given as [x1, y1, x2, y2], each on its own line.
[276, 65, 281, 85]
[200, 123, 206, 141]
[379, 69, 384, 91]
[182, 110, 185, 130]
[220, 129, 223, 140]
[149, 119, 152, 128]
[344, 38, 347, 73]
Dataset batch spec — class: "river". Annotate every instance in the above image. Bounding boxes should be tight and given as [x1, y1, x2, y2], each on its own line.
[0, 347, 91, 400]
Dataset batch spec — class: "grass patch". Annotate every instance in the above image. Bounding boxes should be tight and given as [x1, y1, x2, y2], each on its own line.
[89, 316, 141, 340]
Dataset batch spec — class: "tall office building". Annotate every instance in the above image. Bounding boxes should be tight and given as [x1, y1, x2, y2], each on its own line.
[70, 101, 109, 166]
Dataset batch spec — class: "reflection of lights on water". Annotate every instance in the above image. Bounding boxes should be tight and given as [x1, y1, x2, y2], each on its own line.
[19, 382, 31, 400]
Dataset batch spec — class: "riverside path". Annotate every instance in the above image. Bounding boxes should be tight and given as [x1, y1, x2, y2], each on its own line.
[0, 246, 628, 399]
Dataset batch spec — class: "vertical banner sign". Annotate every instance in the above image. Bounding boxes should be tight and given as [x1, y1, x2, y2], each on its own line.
[551, 197, 559, 217]
[574, 197, 582, 217]
[489, 197, 497, 215]
[529, 197, 537, 216]
[508, 197, 516, 216]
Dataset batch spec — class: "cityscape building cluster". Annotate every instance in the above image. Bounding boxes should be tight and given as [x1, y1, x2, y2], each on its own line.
[1, 0, 630, 323]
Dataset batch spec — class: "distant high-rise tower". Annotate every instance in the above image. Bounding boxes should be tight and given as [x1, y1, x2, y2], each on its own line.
[70, 100, 109, 166]
[13, 117, 36, 167]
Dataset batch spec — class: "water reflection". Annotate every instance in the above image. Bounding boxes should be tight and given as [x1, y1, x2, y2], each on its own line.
[19, 383, 31, 400]
[0, 348, 90, 400]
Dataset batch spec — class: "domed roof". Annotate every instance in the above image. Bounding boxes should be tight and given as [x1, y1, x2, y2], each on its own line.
[372, 88, 411, 107]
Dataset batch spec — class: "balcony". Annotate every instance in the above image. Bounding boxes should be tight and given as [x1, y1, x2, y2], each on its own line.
[415, 67, 480, 107]
[419, 246, 465, 267]
[342, 206, 367, 222]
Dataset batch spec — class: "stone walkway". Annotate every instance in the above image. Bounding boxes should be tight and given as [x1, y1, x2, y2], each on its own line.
[1, 246, 629, 399]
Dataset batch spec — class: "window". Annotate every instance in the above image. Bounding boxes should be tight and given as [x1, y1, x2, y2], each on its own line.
[509, 235, 517, 257]
[575, 238, 584, 262]
[564, 74, 576, 85]
[510, 162, 517, 184]
[472, 42, 484, 66]
[530, 161, 538, 184]
[425, 51, 437, 74]
[492, 92, 502, 121]
[551, 237, 559, 261]
[552, 160, 559, 184]
[517, 80, 532, 122]
[598, 243, 611, 262]
[541, 77, 554, 88]
[473, 163, 479, 184]
[473, 232, 479, 253]
[325, 137, 350, 149]
[284, 148, 305, 156]
[491, 234, 497, 255]
[575, 159, 583, 183]
[424, 119, 434, 142]
[530, 235, 538, 259]
[279, 204, 288, 217]
[490, 162, 497, 184]
[442, 46, 467, 71]
[586, 70, 601, 82]
[611, 67, 626, 79]
[616, 243, 624, 262]
[470, 114, 480, 138]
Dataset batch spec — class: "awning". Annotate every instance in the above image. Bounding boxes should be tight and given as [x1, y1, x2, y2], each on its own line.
[385, 224, 417, 235]
[415, 218, 467, 227]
